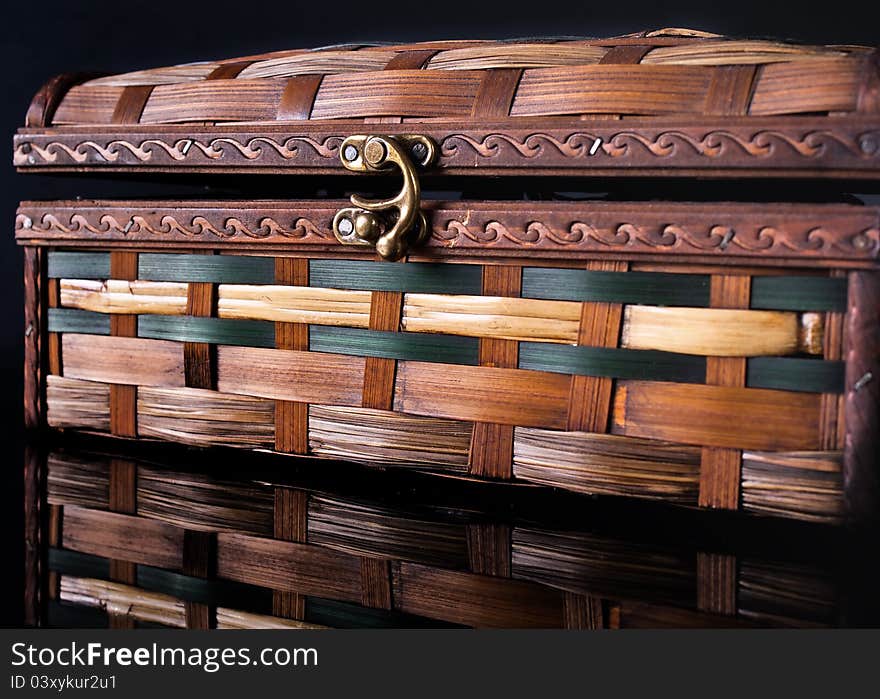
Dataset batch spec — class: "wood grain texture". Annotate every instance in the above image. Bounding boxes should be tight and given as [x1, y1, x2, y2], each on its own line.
[216, 532, 364, 604]
[612, 381, 821, 451]
[466, 524, 511, 577]
[470, 266, 521, 479]
[567, 260, 626, 433]
[273, 488, 308, 620]
[46, 375, 110, 431]
[23, 445, 44, 626]
[217, 346, 363, 405]
[392, 562, 562, 628]
[24, 247, 44, 432]
[62, 507, 183, 570]
[362, 291, 403, 411]
[513, 428, 700, 503]
[697, 552, 736, 615]
[109, 252, 138, 440]
[843, 271, 880, 527]
[394, 362, 570, 429]
[184, 281, 216, 390]
[182, 530, 215, 629]
[62, 334, 184, 387]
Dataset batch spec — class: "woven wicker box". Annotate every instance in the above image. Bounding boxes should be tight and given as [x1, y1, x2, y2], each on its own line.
[33, 444, 848, 628]
[17, 29, 880, 535]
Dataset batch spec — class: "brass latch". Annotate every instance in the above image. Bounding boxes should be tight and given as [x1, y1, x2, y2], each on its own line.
[332, 135, 436, 261]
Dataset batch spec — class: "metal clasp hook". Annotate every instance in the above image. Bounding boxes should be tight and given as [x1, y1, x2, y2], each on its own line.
[332, 135, 435, 261]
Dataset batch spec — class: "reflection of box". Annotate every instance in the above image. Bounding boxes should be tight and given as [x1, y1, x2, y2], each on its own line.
[34, 445, 845, 628]
[17, 33, 879, 534]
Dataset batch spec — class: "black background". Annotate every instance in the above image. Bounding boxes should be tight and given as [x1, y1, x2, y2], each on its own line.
[2, 0, 879, 626]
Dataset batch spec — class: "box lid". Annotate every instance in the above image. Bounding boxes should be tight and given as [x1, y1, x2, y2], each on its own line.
[14, 28, 880, 177]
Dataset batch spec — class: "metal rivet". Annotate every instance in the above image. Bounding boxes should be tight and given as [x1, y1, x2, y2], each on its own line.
[854, 372, 873, 391]
[20, 143, 32, 154]
[719, 229, 735, 250]
[123, 218, 135, 234]
[852, 234, 872, 250]
[21, 216, 33, 229]
[27, 155, 36, 164]
[343, 145, 359, 162]
[411, 141, 428, 162]
[25, 323, 33, 338]
[589, 137, 602, 156]
[337, 217, 354, 235]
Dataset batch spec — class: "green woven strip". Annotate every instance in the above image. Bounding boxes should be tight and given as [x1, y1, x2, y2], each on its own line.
[747, 358, 845, 394]
[138, 253, 275, 283]
[47, 308, 110, 335]
[48, 547, 110, 580]
[310, 326, 479, 365]
[47, 252, 111, 279]
[138, 316, 275, 347]
[519, 343, 706, 383]
[522, 269, 710, 306]
[310, 260, 483, 294]
[750, 277, 847, 312]
[136, 565, 271, 609]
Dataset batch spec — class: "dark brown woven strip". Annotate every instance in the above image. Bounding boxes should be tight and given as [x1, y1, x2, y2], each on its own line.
[699, 274, 750, 511]
[276, 75, 324, 121]
[184, 282, 216, 390]
[696, 552, 736, 616]
[110, 85, 154, 124]
[599, 45, 653, 64]
[23, 247, 44, 432]
[273, 488, 308, 619]
[820, 271, 846, 450]
[109, 252, 137, 438]
[47, 505, 62, 602]
[360, 559, 393, 609]
[471, 69, 523, 119]
[362, 291, 403, 411]
[47, 279, 61, 376]
[706, 65, 759, 116]
[384, 49, 439, 71]
[206, 61, 255, 80]
[274, 259, 310, 453]
[469, 266, 521, 479]
[566, 260, 627, 432]
[183, 530, 216, 629]
[563, 592, 605, 629]
[466, 523, 511, 577]
[108, 458, 137, 628]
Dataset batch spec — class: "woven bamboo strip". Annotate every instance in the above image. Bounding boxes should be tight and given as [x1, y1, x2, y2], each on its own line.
[85, 63, 223, 87]
[46, 375, 110, 431]
[622, 306, 801, 356]
[511, 527, 695, 606]
[216, 608, 327, 630]
[138, 464, 275, 536]
[237, 51, 399, 80]
[737, 560, 836, 627]
[741, 452, 843, 523]
[63, 334, 185, 387]
[60, 280, 188, 315]
[641, 40, 849, 65]
[47, 451, 109, 509]
[218, 285, 372, 326]
[307, 494, 468, 568]
[308, 405, 471, 471]
[513, 428, 700, 503]
[426, 44, 608, 71]
[60, 576, 186, 628]
[138, 386, 275, 449]
[749, 58, 862, 115]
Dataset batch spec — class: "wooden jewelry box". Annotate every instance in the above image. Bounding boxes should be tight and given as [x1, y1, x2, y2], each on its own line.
[17, 29, 880, 528]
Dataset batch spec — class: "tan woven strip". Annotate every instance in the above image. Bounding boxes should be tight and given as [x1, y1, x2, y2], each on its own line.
[705, 65, 759, 115]
[276, 75, 323, 121]
[273, 488, 308, 619]
[274, 258, 309, 453]
[567, 260, 627, 432]
[469, 266, 521, 479]
[183, 530, 215, 629]
[110, 85, 153, 124]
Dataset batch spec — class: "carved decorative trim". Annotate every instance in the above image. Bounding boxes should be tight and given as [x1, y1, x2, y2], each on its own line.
[16, 202, 880, 262]
[14, 121, 880, 173]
